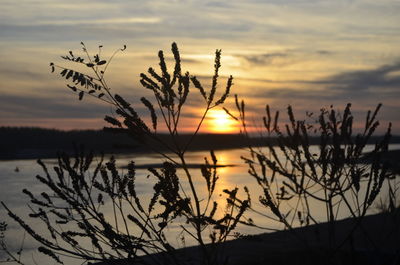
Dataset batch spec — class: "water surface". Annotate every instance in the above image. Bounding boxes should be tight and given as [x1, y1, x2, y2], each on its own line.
[1, 145, 398, 264]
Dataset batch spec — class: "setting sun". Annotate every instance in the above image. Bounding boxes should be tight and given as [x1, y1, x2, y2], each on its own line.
[206, 109, 237, 133]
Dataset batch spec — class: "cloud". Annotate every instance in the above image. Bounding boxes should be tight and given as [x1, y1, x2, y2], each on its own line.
[239, 60, 400, 99]
[316, 50, 333, 55]
[235, 49, 335, 67]
[0, 94, 108, 119]
[236, 60, 400, 115]
[320, 61, 400, 93]
[140, 55, 202, 64]
[237, 53, 288, 66]
[205, 1, 233, 8]
[36, 17, 162, 26]
[0, 68, 46, 81]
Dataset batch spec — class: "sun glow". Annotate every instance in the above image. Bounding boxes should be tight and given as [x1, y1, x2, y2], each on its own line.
[206, 109, 237, 133]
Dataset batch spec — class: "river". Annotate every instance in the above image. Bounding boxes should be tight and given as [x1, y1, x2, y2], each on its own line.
[1, 145, 399, 264]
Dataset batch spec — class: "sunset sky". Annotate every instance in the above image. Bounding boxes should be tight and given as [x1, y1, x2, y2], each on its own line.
[1, 0, 399, 133]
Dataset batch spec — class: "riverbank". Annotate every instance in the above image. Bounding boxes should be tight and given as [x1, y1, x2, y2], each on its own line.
[2, 127, 400, 160]
[0, 127, 248, 160]
[96, 211, 400, 265]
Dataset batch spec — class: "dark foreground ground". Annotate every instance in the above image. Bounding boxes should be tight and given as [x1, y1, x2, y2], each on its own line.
[96, 211, 400, 265]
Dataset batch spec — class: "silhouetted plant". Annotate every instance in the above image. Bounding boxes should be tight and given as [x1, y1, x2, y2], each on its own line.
[0, 221, 25, 264]
[375, 172, 400, 214]
[1, 42, 398, 265]
[2, 43, 249, 265]
[232, 97, 395, 253]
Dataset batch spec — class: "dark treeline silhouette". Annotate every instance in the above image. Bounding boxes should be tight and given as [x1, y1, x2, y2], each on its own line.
[1, 127, 248, 160]
[2, 126, 400, 160]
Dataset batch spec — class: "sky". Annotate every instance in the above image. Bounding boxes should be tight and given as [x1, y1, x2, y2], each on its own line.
[0, 0, 399, 134]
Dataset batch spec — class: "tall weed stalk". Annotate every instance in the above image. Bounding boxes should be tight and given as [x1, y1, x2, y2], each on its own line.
[2, 43, 249, 265]
[232, 98, 394, 252]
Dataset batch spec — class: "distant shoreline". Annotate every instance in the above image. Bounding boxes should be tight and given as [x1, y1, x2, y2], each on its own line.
[2, 127, 400, 161]
[0, 127, 247, 160]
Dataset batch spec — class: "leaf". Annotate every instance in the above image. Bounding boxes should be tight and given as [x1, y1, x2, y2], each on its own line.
[80, 74, 86, 86]
[60, 69, 68, 76]
[72, 71, 80, 83]
[215, 75, 233, 106]
[78, 91, 84, 100]
[223, 107, 238, 121]
[104, 115, 122, 127]
[141, 72, 161, 91]
[75, 56, 83, 63]
[97, 193, 103, 204]
[209, 49, 222, 104]
[97, 60, 106, 65]
[98, 93, 105, 98]
[50, 63, 55, 73]
[88, 90, 95, 94]
[67, 85, 77, 92]
[86, 63, 95, 67]
[158, 50, 170, 83]
[171, 42, 181, 80]
[141, 97, 157, 131]
[191, 76, 206, 100]
[66, 70, 73, 80]
[38, 247, 63, 264]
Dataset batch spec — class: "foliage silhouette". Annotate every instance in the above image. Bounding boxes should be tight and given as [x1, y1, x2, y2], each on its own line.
[2, 43, 249, 265]
[1, 42, 398, 265]
[232, 97, 397, 259]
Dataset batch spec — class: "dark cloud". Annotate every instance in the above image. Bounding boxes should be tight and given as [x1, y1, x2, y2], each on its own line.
[237, 52, 288, 66]
[236, 49, 334, 67]
[321, 61, 400, 92]
[140, 55, 201, 64]
[204, 1, 233, 8]
[316, 50, 333, 55]
[238, 60, 400, 115]
[240, 60, 400, 99]
[0, 68, 47, 81]
[0, 94, 108, 119]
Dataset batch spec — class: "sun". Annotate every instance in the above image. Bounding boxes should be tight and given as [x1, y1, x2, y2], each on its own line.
[206, 109, 237, 133]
